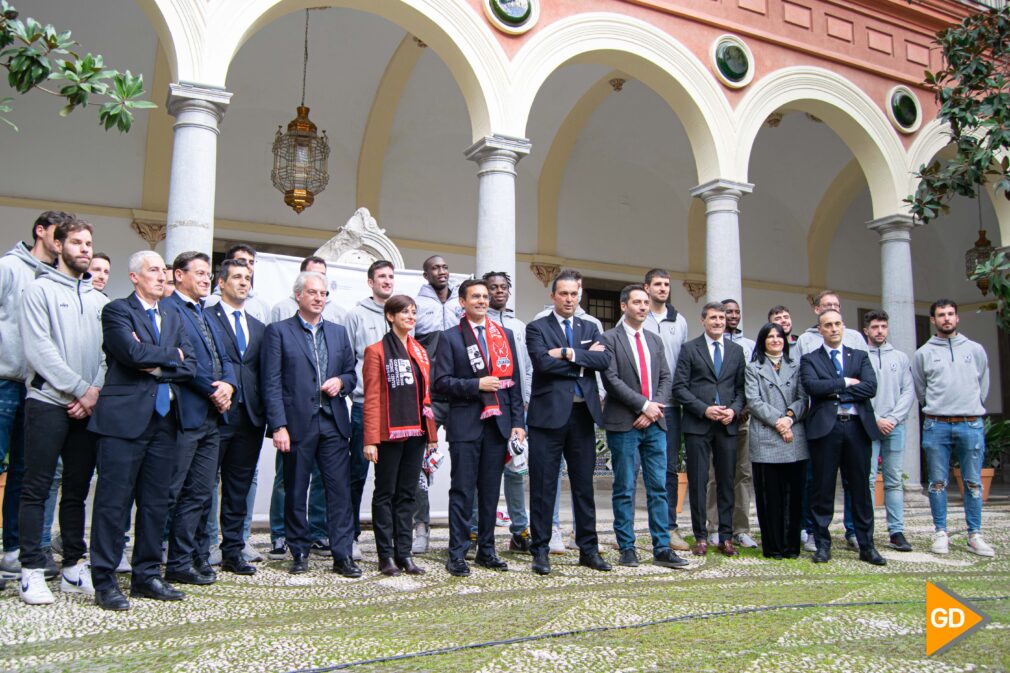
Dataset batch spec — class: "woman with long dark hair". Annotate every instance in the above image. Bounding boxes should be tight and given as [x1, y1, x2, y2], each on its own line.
[363, 295, 438, 575]
[744, 322, 809, 559]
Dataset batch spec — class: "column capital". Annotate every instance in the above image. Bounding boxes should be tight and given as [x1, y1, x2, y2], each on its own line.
[167, 82, 233, 119]
[464, 134, 532, 163]
[867, 214, 921, 243]
[690, 178, 754, 201]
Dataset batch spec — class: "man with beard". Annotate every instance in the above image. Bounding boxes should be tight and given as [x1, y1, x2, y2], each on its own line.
[768, 306, 797, 346]
[17, 219, 108, 604]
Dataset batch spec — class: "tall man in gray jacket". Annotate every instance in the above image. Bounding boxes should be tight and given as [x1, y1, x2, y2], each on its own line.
[913, 299, 995, 558]
[17, 219, 108, 605]
[862, 310, 915, 552]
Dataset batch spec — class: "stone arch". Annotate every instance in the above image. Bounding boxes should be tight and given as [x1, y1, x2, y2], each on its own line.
[510, 13, 733, 185]
[736, 66, 907, 219]
[135, 0, 193, 82]
[806, 158, 867, 288]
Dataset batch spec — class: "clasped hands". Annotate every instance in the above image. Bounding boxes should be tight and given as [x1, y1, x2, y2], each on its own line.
[633, 401, 665, 429]
[774, 415, 795, 443]
[704, 405, 736, 425]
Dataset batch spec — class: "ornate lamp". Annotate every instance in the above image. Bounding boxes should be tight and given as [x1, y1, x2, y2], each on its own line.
[965, 194, 993, 295]
[271, 10, 329, 214]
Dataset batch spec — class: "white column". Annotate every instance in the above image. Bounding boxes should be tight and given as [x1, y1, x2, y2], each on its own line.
[868, 214, 923, 490]
[690, 179, 753, 304]
[164, 82, 232, 265]
[465, 134, 531, 302]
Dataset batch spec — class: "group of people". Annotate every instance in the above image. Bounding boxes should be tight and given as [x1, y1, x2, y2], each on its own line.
[0, 210, 997, 612]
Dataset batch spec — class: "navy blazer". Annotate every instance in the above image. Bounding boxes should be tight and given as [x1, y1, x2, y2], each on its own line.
[526, 314, 610, 429]
[672, 335, 746, 436]
[162, 292, 238, 430]
[89, 294, 196, 439]
[208, 302, 266, 428]
[800, 346, 880, 441]
[432, 322, 524, 442]
[261, 316, 356, 441]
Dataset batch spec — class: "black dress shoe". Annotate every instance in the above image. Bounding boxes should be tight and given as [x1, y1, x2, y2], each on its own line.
[445, 558, 470, 577]
[395, 557, 426, 575]
[812, 547, 831, 564]
[193, 560, 217, 579]
[333, 557, 363, 578]
[888, 532, 912, 552]
[165, 566, 216, 585]
[474, 552, 508, 571]
[96, 586, 131, 611]
[618, 548, 639, 567]
[653, 548, 689, 569]
[859, 546, 887, 566]
[290, 553, 309, 575]
[131, 577, 185, 601]
[221, 557, 257, 575]
[578, 552, 612, 572]
[378, 557, 401, 576]
[531, 551, 551, 576]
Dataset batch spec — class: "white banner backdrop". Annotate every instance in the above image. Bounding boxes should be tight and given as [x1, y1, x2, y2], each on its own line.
[248, 252, 468, 524]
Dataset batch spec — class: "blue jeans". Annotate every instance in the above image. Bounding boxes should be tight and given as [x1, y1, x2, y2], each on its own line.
[468, 469, 528, 535]
[268, 452, 328, 543]
[607, 425, 670, 554]
[923, 417, 985, 534]
[869, 423, 906, 535]
[663, 406, 682, 529]
[0, 379, 26, 551]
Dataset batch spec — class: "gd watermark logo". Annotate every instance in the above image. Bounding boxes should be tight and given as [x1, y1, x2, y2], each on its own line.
[926, 582, 990, 656]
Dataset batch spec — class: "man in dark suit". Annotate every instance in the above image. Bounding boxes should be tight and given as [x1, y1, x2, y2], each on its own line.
[162, 252, 237, 586]
[601, 284, 688, 570]
[526, 270, 612, 575]
[205, 258, 266, 575]
[261, 271, 360, 577]
[799, 309, 885, 566]
[672, 301, 746, 557]
[89, 251, 196, 610]
[433, 278, 524, 577]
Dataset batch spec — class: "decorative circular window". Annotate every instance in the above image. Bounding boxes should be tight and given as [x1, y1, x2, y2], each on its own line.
[887, 86, 921, 133]
[711, 35, 755, 89]
[484, 0, 539, 35]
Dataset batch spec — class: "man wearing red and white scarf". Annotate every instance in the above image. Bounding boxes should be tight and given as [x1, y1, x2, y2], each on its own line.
[433, 279, 525, 577]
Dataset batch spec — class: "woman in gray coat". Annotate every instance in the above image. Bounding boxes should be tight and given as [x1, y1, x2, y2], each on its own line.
[745, 322, 809, 559]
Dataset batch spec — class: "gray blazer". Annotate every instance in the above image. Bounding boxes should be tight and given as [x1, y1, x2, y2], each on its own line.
[601, 326, 671, 432]
[744, 357, 809, 463]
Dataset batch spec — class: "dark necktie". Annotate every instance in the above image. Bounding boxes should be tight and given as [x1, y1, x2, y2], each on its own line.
[563, 319, 584, 397]
[311, 325, 328, 410]
[191, 302, 223, 381]
[146, 308, 171, 417]
[476, 326, 489, 363]
[233, 311, 246, 403]
[830, 349, 842, 378]
[713, 340, 722, 405]
[634, 332, 650, 400]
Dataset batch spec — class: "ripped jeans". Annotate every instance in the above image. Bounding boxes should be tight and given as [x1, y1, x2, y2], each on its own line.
[922, 417, 985, 534]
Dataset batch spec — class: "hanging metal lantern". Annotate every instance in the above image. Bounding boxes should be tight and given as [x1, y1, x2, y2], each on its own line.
[270, 10, 329, 214]
[965, 229, 993, 295]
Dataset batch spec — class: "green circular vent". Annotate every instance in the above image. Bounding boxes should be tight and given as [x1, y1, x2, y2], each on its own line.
[490, 0, 531, 26]
[716, 42, 749, 83]
[891, 90, 919, 129]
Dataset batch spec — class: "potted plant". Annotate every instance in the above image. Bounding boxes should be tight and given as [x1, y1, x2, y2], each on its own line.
[952, 418, 1007, 502]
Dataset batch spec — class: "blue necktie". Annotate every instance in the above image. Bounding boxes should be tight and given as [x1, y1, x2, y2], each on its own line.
[476, 326, 489, 364]
[146, 308, 171, 417]
[563, 319, 584, 397]
[233, 310, 247, 358]
[830, 349, 842, 378]
[712, 340, 722, 404]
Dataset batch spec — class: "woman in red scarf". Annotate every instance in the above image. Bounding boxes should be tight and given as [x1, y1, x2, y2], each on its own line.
[363, 295, 438, 576]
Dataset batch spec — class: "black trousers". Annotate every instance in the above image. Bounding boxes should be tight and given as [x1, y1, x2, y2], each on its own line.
[91, 412, 178, 591]
[19, 399, 97, 568]
[685, 424, 736, 543]
[809, 418, 874, 550]
[214, 406, 264, 560]
[447, 423, 507, 561]
[371, 436, 425, 558]
[284, 410, 353, 559]
[753, 460, 807, 558]
[167, 414, 220, 572]
[529, 403, 599, 556]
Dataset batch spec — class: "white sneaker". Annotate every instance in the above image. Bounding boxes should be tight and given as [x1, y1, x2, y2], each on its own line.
[61, 560, 95, 597]
[549, 527, 566, 554]
[564, 528, 579, 551]
[0, 550, 21, 580]
[967, 533, 996, 558]
[242, 542, 264, 563]
[734, 533, 758, 549]
[803, 535, 817, 553]
[116, 551, 132, 573]
[351, 540, 363, 561]
[19, 568, 55, 605]
[931, 530, 950, 555]
[411, 523, 430, 554]
[208, 544, 223, 566]
[800, 530, 809, 544]
[708, 533, 719, 546]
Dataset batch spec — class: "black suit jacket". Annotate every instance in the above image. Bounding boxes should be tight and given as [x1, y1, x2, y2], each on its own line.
[261, 316, 356, 441]
[600, 327, 671, 432]
[89, 294, 196, 439]
[526, 314, 610, 429]
[672, 335, 746, 436]
[432, 322, 524, 442]
[208, 302, 266, 428]
[799, 346, 880, 441]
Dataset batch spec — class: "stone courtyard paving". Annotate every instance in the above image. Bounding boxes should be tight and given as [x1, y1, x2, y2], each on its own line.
[1, 500, 1008, 673]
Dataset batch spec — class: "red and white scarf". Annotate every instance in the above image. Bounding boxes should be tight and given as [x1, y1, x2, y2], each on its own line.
[459, 318, 514, 419]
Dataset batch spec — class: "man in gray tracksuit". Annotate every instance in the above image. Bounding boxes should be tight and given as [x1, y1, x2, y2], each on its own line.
[17, 219, 108, 604]
[863, 310, 915, 552]
[0, 211, 68, 583]
[344, 260, 395, 559]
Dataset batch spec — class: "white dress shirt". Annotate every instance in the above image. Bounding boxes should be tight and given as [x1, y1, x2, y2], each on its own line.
[622, 322, 652, 412]
[219, 298, 250, 344]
